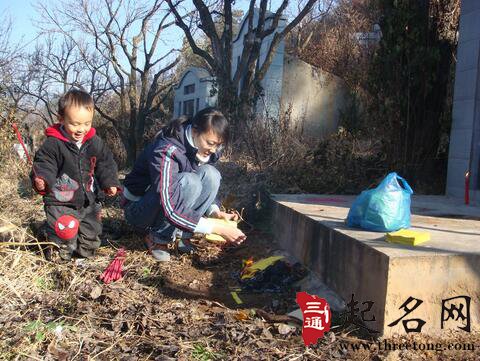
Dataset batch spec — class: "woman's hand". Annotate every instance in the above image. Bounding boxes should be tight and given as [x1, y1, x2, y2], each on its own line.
[212, 210, 239, 222]
[212, 223, 246, 245]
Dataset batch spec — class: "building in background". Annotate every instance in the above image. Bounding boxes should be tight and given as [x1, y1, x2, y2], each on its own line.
[173, 67, 216, 118]
[173, 9, 349, 139]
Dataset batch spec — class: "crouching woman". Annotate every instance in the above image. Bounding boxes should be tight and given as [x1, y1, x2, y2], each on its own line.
[122, 107, 246, 261]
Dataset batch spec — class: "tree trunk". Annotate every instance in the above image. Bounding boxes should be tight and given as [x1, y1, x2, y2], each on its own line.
[135, 110, 147, 153]
[119, 127, 137, 166]
[215, 73, 238, 119]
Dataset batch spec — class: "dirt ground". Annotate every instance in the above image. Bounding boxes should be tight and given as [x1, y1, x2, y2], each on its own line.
[0, 160, 479, 360]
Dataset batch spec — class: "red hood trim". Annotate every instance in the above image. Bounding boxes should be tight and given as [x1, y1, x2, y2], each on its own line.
[45, 124, 96, 144]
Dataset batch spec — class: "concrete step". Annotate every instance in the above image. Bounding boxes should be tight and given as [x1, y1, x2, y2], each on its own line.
[271, 194, 480, 336]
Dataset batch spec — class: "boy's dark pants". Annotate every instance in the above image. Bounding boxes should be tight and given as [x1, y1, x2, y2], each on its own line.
[45, 202, 102, 259]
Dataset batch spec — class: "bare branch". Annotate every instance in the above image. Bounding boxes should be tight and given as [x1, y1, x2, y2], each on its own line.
[167, 0, 216, 69]
[258, 0, 328, 80]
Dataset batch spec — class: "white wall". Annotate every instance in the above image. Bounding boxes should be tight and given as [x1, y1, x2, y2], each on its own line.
[176, 9, 349, 133]
[280, 55, 348, 139]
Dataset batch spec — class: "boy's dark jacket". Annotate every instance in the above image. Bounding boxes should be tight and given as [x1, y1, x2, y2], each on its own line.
[123, 121, 221, 232]
[32, 124, 121, 209]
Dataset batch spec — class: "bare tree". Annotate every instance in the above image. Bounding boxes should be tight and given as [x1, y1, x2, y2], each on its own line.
[0, 15, 18, 71]
[288, 0, 378, 89]
[36, 0, 180, 163]
[288, 0, 339, 56]
[167, 0, 332, 123]
[9, 36, 87, 126]
[0, 13, 33, 151]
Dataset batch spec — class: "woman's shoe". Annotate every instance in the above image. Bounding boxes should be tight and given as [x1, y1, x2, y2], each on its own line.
[144, 234, 171, 262]
[151, 249, 171, 262]
[177, 238, 197, 254]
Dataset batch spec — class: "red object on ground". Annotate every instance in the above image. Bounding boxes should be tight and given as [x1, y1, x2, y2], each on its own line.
[465, 171, 470, 205]
[100, 248, 126, 284]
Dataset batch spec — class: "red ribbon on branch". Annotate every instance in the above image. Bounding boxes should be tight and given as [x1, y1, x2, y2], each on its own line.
[465, 171, 470, 205]
[12, 123, 38, 177]
[12, 123, 33, 164]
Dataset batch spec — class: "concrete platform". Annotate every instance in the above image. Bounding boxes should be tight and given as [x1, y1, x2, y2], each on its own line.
[272, 194, 480, 336]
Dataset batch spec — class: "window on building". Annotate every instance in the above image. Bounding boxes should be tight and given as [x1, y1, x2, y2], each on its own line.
[178, 102, 182, 116]
[184, 83, 195, 95]
[183, 99, 195, 117]
[196, 98, 199, 113]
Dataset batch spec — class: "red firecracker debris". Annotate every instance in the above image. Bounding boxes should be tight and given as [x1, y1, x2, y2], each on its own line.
[100, 248, 126, 284]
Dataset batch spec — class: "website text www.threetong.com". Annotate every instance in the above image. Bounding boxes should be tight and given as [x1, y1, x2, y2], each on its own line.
[339, 340, 476, 353]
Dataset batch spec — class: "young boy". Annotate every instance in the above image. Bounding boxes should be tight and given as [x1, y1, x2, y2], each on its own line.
[32, 89, 121, 260]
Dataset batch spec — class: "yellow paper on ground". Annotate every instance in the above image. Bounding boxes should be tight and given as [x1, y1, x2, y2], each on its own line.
[386, 229, 430, 246]
[240, 256, 285, 280]
[205, 218, 238, 243]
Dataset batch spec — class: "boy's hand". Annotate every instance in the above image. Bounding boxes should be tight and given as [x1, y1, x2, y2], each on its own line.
[105, 187, 118, 196]
[34, 177, 46, 192]
[212, 210, 239, 222]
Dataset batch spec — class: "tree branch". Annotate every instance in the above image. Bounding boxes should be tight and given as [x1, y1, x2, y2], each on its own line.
[166, 0, 216, 69]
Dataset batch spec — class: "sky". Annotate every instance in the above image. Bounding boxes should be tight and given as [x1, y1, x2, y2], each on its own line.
[1, 1, 39, 51]
[0, 0, 315, 86]
[1, 0, 184, 53]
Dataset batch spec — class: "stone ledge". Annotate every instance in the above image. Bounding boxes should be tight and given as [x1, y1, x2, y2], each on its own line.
[272, 194, 480, 336]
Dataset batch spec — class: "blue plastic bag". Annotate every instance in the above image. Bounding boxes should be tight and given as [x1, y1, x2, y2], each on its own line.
[346, 172, 413, 232]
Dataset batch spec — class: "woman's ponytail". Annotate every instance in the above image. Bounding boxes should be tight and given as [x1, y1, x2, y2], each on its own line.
[162, 115, 190, 140]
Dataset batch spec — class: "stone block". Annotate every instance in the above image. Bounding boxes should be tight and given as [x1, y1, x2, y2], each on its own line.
[272, 194, 480, 336]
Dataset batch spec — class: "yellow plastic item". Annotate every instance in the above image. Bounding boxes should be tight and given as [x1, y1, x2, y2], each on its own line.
[205, 218, 238, 243]
[386, 229, 430, 246]
[240, 256, 285, 280]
